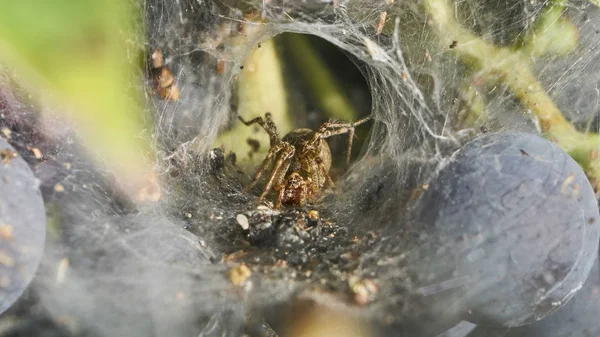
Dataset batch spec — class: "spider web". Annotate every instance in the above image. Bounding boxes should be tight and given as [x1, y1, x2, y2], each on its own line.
[1, 0, 599, 337]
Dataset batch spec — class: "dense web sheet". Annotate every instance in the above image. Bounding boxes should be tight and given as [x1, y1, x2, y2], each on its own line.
[1, 0, 600, 337]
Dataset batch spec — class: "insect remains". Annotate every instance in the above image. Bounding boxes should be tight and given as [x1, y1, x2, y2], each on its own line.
[239, 113, 371, 209]
[150, 48, 180, 101]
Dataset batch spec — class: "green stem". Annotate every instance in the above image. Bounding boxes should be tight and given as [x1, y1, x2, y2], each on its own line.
[424, 0, 600, 191]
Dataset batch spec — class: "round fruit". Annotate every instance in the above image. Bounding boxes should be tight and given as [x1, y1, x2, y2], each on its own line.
[412, 132, 599, 327]
[0, 137, 46, 314]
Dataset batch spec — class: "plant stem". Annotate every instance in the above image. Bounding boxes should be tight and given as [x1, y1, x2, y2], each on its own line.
[424, 0, 600, 191]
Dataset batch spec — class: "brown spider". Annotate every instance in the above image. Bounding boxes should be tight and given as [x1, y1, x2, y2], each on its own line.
[239, 113, 371, 209]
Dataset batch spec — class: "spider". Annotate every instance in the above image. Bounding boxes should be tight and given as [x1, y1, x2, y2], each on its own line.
[239, 113, 371, 209]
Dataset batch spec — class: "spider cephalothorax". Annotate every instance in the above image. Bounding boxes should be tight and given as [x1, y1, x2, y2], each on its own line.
[239, 113, 370, 209]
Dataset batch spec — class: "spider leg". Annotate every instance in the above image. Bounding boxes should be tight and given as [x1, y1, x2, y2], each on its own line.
[245, 142, 285, 193]
[273, 160, 292, 209]
[315, 116, 371, 167]
[276, 187, 286, 210]
[256, 143, 295, 207]
[238, 112, 280, 146]
[345, 127, 355, 167]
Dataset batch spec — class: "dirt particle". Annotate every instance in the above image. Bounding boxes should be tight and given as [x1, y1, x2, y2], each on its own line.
[350, 277, 378, 306]
[307, 210, 319, 221]
[151, 48, 164, 69]
[0, 128, 11, 139]
[157, 85, 180, 101]
[223, 250, 247, 262]
[228, 264, 252, 286]
[561, 173, 576, 195]
[29, 147, 42, 159]
[0, 224, 14, 240]
[216, 59, 225, 74]
[0, 148, 17, 165]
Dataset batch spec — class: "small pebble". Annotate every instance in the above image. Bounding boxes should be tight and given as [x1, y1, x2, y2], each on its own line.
[236, 214, 249, 230]
[29, 147, 42, 159]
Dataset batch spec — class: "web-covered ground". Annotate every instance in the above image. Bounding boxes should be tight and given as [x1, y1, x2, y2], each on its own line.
[1, 0, 600, 336]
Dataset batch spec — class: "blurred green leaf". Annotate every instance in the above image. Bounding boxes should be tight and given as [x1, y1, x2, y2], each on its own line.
[0, 0, 154, 199]
[284, 34, 357, 122]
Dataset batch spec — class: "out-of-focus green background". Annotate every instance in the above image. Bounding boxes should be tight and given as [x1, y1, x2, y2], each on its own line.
[0, 0, 150, 199]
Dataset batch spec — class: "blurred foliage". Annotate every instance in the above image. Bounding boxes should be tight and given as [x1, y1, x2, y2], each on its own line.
[516, 4, 578, 57]
[0, 0, 152, 199]
[2, 0, 597, 198]
[283, 34, 357, 122]
[425, 0, 600, 193]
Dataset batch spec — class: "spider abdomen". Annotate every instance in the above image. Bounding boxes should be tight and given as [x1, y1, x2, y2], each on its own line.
[282, 128, 332, 172]
[282, 128, 332, 204]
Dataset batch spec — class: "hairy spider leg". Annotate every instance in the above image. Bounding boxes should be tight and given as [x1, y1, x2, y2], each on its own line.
[257, 143, 295, 207]
[238, 112, 280, 147]
[273, 159, 294, 209]
[314, 116, 372, 166]
[276, 185, 286, 209]
[244, 142, 288, 193]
